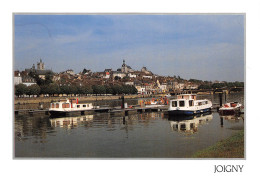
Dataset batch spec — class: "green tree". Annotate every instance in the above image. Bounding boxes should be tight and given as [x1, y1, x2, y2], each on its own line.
[211, 83, 226, 89]
[198, 84, 211, 90]
[44, 72, 53, 85]
[112, 85, 124, 95]
[15, 84, 28, 97]
[92, 85, 106, 95]
[60, 85, 70, 95]
[85, 86, 93, 95]
[130, 85, 138, 94]
[69, 85, 78, 96]
[77, 85, 85, 95]
[105, 85, 113, 94]
[48, 83, 60, 96]
[27, 84, 41, 96]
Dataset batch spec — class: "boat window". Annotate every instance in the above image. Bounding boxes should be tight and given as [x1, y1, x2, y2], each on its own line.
[205, 101, 208, 104]
[189, 100, 194, 106]
[83, 105, 86, 107]
[56, 104, 59, 108]
[62, 103, 70, 108]
[172, 101, 177, 107]
[87, 104, 89, 107]
[180, 124, 186, 130]
[179, 101, 185, 107]
[51, 104, 55, 108]
[198, 102, 202, 106]
[77, 105, 80, 108]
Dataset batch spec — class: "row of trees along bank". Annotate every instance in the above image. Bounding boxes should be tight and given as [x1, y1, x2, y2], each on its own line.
[15, 83, 138, 97]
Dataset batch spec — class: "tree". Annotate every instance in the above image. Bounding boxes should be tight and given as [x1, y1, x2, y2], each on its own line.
[130, 85, 138, 94]
[44, 72, 53, 85]
[48, 83, 60, 96]
[84, 86, 93, 95]
[105, 85, 113, 94]
[92, 85, 106, 95]
[15, 84, 28, 97]
[27, 84, 41, 96]
[211, 83, 226, 89]
[60, 85, 70, 95]
[198, 84, 211, 90]
[69, 85, 78, 96]
[77, 85, 85, 95]
[112, 85, 124, 95]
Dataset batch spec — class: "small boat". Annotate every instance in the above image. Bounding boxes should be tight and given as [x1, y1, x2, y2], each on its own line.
[49, 98, 95, 116]
[168, 94, 212, 116]
[142, 97, 168, 108]
[219, 102, 242, 115]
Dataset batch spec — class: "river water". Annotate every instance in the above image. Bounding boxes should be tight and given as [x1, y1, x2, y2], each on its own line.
[14, 93, 244, 158]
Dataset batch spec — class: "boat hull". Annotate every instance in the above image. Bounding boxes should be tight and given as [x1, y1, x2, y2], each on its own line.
[49, 110, 86, 117]
[168, 107, 211, 116]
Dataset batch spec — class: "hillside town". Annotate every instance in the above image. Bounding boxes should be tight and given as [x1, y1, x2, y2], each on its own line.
[14, 59, 243, 97]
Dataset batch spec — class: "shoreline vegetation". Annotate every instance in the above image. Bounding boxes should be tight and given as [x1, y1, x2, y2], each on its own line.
[191, 130, 244, 158]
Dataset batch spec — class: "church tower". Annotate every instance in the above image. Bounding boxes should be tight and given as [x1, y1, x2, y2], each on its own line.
[37, 59, 45, 70]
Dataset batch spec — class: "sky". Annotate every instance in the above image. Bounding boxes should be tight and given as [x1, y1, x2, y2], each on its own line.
[14, 14, 245, 82]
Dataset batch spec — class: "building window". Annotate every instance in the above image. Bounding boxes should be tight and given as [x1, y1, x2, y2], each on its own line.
[179, 101, 185, 107]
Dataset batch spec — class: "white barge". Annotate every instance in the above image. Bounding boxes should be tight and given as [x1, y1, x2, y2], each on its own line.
[168, 94, 212, 116]
[49, 98, 95, 116]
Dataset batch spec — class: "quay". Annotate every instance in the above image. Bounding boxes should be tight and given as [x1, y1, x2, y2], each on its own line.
[14, 105, 169, 116]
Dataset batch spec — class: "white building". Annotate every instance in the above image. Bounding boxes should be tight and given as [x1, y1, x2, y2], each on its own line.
[103, 72, 110, 79]
[142, 75, 153, 79]
[124, 81, 134, 85]
[135, 85, 146, 95]
[14, 73, 22, 85]
[128, 73, 137, 78]
[112, 71, 126, 79]
[65, 69, 75, 75]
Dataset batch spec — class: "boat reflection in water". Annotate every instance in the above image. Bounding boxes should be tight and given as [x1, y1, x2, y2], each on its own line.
[220, 114, 243, 123]
[49, 115, 94, 129]
[168, 113, 213, 134]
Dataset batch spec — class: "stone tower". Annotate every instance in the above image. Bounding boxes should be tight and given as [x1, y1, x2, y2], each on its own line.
[37, 59, 45, 70]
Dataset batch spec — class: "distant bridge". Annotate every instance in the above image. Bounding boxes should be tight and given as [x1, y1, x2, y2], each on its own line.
[170, 87, 244, 95]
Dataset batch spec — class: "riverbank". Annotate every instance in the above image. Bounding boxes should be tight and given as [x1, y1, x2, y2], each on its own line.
[14, 94, 168, 110]
[14, 94, 167, 105]
[191, 130, 244, 158]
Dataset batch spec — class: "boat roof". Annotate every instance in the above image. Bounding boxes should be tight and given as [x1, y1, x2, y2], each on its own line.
[178, 94, 196, 95]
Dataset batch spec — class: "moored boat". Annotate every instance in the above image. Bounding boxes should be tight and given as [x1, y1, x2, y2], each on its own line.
[219, 102, 242, 115]
[49, 98, 94, 116]
[167, 94, 212, 116]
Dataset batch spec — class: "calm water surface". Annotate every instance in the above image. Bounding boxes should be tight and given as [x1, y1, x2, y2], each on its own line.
[14, 93, 244, 158]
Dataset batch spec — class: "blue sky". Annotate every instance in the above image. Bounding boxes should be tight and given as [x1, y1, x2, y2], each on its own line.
[14, 14, 244, 82]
